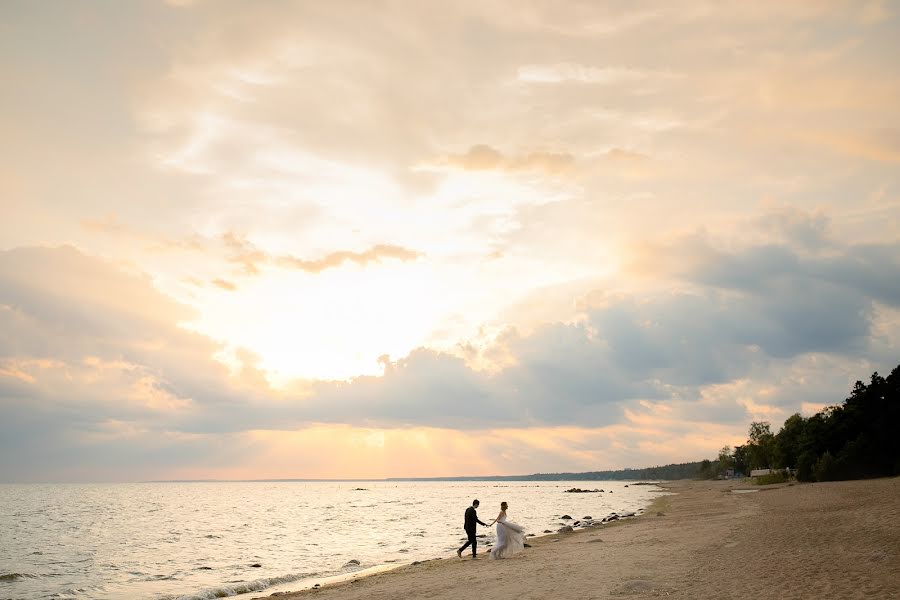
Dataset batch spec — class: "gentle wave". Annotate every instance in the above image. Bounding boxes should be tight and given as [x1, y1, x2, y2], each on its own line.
[168, 571, 316, 600]
[0, 572, 38, 582]
[1, 480, 663, 599]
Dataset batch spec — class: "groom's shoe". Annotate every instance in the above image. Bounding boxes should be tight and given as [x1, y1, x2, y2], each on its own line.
[456, 549, 462, 558]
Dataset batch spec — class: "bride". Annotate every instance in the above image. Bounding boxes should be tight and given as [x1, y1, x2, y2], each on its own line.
[487, 501, 526, 559]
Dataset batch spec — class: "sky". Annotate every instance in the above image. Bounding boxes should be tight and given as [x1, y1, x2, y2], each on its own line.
[1, 0, 899, 482]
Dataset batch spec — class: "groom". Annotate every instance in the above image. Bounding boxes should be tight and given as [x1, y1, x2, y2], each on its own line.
[457, 499, 488, 559]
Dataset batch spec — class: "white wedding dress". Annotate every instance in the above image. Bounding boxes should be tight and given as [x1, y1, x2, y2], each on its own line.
[490, 513, 526, 559]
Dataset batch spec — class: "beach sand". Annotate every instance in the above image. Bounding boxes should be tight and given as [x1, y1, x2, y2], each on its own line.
[270, 477, 900, 599]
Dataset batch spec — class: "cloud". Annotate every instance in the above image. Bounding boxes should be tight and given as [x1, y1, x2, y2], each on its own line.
[211, 278, 237, 291]
[516, 63, 661, 85]
[0, 246, 257, 429]
[753, 208, 832, 250]
[806, 129, 900, 164]
[4, 2, 900, 480]
[441, 145, 576, 175]
[275, 244, 422, 273]
[1, 237, 898, 480]
[599, 148, 657, 178]
[81, 215, 206, 253]
[222, 232, 422, 277]
[860, 0, 891, 25]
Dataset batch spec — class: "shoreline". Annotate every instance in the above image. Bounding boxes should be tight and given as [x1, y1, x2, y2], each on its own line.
[254, 483, 671, 598]
[256, 486, 661, 598]
[261, 477, 900, 599]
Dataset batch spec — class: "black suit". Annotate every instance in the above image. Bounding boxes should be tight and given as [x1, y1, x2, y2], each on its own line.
[458, 505, 487, 556]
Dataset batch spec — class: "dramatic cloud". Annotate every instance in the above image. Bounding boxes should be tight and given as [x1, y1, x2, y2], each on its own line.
[2, 1, 899, 480]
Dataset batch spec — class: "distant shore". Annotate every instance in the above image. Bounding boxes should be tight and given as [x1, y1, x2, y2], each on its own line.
[265, 477, 900, 600]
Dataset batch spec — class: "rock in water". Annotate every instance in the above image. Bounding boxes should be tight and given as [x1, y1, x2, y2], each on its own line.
[558, 525, 574, 533]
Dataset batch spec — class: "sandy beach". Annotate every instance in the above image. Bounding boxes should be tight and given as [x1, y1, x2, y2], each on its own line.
[270, 477, 900, 600]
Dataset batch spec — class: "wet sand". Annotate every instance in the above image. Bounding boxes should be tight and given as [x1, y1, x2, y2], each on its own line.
[267, 477, 900, 599]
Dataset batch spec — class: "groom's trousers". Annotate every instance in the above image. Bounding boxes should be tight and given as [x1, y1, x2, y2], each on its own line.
[459, 528, 477, 555]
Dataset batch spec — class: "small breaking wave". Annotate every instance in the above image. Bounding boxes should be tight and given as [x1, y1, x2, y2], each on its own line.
[0, 572, 38, 582]
[167, 572, 315, 600]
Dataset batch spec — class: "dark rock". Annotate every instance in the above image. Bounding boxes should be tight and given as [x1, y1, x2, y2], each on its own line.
[250, 563, 262, 568]
[563, 488, 601, 494]
[583, 516, 592, 520]
[624, 484, 628, 487]
[557, 525, 573, 533]
[573, 521, 581, 526]
[198, 566, 212, 570]
[352, 488, 367, 491]
[560, 515, 572, 520]
[542, 530, 553, 533]
[523, 543, 532, 548]
[411, 561, 422, 566]
[343, 560, 360, 567]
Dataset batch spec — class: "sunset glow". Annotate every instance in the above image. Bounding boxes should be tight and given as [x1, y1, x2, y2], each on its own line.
[2, 1, 899, 481]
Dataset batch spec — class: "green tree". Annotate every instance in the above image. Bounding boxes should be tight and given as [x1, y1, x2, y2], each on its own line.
[747, 421, 774, 469]
[732, 445, 749, 475]
[750, 363, 899, 482]
[716, 446, 734, 476]
[773, 413, 806, 469]
[814, 451, 838, 482]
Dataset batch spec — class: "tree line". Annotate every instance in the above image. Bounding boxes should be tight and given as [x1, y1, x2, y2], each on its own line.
[705, 363, 900, 482]
[392, 461, 707, 482]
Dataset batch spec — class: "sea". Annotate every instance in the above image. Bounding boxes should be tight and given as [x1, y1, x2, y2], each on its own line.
[0, 480, 664, 600]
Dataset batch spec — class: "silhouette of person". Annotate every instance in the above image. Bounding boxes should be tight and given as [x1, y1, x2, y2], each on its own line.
[457, 499, 487, 558]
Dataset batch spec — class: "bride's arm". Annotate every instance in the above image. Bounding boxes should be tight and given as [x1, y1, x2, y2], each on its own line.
[488, 511, 503, 526]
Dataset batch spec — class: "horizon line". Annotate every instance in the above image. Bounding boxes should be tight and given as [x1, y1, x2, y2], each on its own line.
[1, 463, 698, 484]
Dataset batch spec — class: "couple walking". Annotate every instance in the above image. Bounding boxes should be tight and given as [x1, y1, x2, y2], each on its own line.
[457, 499, 526, 560]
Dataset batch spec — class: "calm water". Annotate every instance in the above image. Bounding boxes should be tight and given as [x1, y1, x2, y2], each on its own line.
[0, 481, 663, 600]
